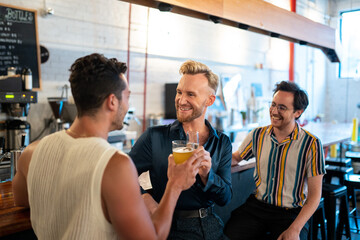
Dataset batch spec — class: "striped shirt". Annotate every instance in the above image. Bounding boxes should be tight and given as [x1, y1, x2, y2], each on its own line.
[238, 123, 326, 208]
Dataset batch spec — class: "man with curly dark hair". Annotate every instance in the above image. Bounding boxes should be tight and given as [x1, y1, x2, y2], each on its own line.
[13, 53, 202, 240]
[225, 81, 325, 240]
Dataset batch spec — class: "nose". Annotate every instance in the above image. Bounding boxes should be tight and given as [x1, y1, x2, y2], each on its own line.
[177, 94, 187, 105]
[270, 106, 279, 114]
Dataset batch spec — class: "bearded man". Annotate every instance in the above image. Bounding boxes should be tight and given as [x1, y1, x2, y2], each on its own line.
[130, 60, 232, 240]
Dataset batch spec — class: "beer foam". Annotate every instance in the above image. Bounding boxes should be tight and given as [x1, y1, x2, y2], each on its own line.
[173, 147, 193, 153]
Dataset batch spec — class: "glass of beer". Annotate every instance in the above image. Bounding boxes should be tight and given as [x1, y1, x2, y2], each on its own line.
[172, 140, 195, 164]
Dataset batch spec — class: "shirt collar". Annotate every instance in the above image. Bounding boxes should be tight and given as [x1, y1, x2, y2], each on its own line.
[205, 119, 219, 139]
[169, 119, 219, 140]
[267, 122, 300, 141]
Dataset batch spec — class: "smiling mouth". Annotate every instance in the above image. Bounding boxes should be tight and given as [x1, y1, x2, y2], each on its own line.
[178, 106, 192, 111]
[271, 115, 282, 120]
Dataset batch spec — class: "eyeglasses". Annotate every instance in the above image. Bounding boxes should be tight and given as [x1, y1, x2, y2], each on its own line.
[269, 102, 293, 113]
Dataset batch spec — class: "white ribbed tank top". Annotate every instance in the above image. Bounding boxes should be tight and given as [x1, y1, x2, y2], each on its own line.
[27, 130, 119, 240]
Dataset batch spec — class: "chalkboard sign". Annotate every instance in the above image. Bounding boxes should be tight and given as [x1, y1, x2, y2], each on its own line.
[0, 4, 41, 90]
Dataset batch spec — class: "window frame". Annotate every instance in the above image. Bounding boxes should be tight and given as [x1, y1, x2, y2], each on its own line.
[338, 9, 360, 79]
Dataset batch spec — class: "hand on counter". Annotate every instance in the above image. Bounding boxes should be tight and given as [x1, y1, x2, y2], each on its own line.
[231, 158, 239, 167]
[231, 150, 241, 166]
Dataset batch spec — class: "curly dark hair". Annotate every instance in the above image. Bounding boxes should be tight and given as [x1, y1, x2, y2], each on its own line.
[69, 53, 127, 117]
[273, 81, 309, 120]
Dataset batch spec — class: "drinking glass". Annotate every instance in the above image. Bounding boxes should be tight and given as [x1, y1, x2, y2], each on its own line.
[172, 140, 195, 164]
[186, 131, 199, 149]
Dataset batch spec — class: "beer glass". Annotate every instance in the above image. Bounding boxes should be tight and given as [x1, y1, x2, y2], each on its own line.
[172, 140, 195, 164]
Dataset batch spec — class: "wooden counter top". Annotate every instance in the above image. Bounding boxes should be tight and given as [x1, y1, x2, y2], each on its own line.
[231, 158, 256, 173]
[0, 181, 31, 237]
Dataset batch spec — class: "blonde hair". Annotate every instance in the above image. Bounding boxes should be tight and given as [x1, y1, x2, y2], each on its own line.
[179, 60, 219, 93]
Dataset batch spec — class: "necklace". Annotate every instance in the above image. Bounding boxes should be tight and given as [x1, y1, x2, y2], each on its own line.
[66, 128, 88, 138]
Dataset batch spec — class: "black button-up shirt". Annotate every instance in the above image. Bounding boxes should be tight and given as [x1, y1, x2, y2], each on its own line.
[129, 120, 233, 210]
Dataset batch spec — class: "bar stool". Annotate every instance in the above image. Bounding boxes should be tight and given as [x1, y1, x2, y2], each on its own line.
[308, 197, 327, 240]
[324, 165, 353, 185]
[346, 151, 360, 174]
[344, 174, 360, 232]
[322, 183, 351, 240]
[326, 157, 352, 167]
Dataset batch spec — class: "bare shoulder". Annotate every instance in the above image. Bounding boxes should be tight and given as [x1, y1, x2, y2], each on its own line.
[13, 140, 40, 207]
[18, 140, 41, 177]
[102, 150, 139, 190]
[107, 151, 136, 172]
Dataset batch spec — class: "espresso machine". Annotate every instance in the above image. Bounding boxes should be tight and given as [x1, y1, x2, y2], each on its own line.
[0, 75, 37, 182]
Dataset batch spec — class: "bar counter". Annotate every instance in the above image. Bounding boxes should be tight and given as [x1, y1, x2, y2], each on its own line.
[0, 181, 32, 239]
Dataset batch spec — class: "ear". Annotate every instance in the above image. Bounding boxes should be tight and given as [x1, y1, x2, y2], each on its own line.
[294, 109, 304, 119]
[106, 94, 118, 111]
[206, 94, 216, 107]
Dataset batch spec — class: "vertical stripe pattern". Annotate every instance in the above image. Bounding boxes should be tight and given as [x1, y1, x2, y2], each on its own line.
[237, 124, 326, 208]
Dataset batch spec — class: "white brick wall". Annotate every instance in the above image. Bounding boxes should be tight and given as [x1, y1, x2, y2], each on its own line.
[325, 0, 360, 123]
[1, 0, 342, 141]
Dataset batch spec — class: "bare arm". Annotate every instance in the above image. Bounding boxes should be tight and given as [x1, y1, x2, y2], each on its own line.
[231, 150, 243, 166]
[142, 193, 159, 215]
[12, 141, 39, 207]
[102, 152, 201, 240]
[277, 175, 323, 240]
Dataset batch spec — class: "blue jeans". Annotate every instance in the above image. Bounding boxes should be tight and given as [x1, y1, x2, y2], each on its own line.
[224, 195, 309, 240]
[168, 212, 228, 240]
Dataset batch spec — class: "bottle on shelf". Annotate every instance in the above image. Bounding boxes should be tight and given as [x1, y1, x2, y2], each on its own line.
[22, 67, 32, 91]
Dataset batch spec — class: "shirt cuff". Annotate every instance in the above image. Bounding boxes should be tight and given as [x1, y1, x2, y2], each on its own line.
[197, 168, 214, 192]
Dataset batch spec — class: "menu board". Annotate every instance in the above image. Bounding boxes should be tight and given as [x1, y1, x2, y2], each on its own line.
[0, 4, 41, 90]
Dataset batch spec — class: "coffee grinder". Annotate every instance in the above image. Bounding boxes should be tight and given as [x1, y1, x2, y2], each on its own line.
[48, 97, 68, 132]
[47, 85, 75, 133]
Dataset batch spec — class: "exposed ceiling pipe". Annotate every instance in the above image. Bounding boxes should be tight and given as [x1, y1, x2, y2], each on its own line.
[127, 4, 132, 83]
[142, 8, 150, 132]
[289, 0, 296, 82]
[126, 3, 149, 132]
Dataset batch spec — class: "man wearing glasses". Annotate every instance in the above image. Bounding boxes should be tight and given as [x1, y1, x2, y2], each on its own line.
[225, 81, 326, 240]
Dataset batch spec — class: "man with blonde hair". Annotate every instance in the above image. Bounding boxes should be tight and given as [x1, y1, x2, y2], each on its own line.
[130, 60, 232, 239]
[179, 60, 219, 93]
